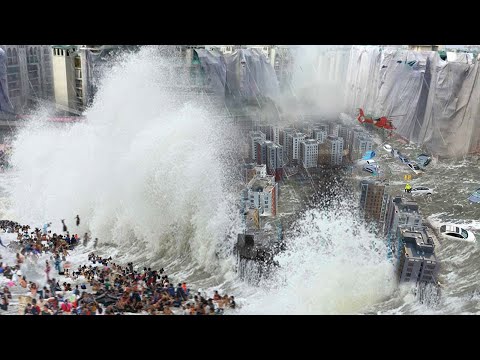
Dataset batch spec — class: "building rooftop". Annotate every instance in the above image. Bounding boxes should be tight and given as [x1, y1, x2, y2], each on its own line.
[52, 45, 78, 50]
[249, 131, 265, 138]
[361, 179, 388, 187]
[288, 132, 305, 138]
[266, 142, 281, 149]
[248, 176, 275, 191]
[327, 135, 342, 141]
[300, 139, 318, 145]
[393, 196, 419, 213]
[404, 242, 436, 262]
[402, 228, 435, 257]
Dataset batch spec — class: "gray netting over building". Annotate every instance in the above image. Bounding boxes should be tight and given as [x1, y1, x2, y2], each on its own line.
[0, 48, 14, 114]
[225, 48, 279, 103]
[194, 49, 227, 99]
[344, 46, 480, 157]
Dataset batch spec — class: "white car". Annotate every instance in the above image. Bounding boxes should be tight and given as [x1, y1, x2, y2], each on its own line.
[410, 186, 434, 196]
[407, 162, 421, 174]
[383, 144, 392, 152]
[363, 165, 377, 174]
[356, 159, 377, 167]
[439, 224, 476, 243]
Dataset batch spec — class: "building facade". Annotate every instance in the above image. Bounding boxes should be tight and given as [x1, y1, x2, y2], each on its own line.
[324, 135, 344, 166]
[329, 123, 340, 137]
[247, 174, 278, 217]
[359, 180, 390, 230]
[254, 123, 280, 145]
[384, 196, 423, 236]
[248, 131, 266, 162]
[256, 140, 273, 166]
[51, 45, 91, 114]
[299, 139, 319, 168]
[312, 128, 328, 143]
[408, 45, 444, 52]
[266, 141, 283, 181]
[0, 45, 54, 112]
[281, 127, 295, 147]
[397, 227, 438, 284]
[351, 130, 373, 161]
[287, 132, 305, 164]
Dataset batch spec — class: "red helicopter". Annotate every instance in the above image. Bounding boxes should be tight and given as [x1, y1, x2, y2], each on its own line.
[357, 108, 396, 130]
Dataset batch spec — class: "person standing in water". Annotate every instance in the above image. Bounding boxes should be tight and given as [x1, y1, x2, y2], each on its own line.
[61, 219, 67, 233]
[94, 238, 98, 249]
[45, 260, 51, 281]
[75, 215, 80, 227]
[42, 222, 51, 235]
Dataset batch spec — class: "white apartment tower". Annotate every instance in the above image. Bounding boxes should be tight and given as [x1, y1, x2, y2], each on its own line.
[325, 135, 344, 166]
[287, 132, 305, 163]
[248, 131, 266, 162]
[312, 128, 328, 143]
[300, 139, 319, 168]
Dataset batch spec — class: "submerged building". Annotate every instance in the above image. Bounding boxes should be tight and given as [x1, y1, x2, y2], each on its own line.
[397, 227, 438, 284]
[384, 196, 422, 236]
[247, 173, 278, 217]
[359, 180, 390, 230]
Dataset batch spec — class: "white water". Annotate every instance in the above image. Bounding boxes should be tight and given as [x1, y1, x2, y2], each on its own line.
[6, 47, 239, 280]
[241, 205, 396, 314]
[1, 46, 400, 314]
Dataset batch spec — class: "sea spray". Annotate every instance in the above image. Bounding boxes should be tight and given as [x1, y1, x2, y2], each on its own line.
[8, 47, 241, 280]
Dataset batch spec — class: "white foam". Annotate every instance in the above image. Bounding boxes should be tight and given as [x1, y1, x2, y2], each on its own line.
[6, 47, 240, 278]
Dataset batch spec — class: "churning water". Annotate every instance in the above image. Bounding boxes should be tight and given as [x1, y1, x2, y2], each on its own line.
[1, 47, 479, 314]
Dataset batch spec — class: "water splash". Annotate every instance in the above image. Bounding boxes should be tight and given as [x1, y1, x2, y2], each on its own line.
[240, 202, 396, 314]
[7, 47, 240, 279]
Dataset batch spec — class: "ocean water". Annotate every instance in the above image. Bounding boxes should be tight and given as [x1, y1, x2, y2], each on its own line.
[1, 47, 479, 314]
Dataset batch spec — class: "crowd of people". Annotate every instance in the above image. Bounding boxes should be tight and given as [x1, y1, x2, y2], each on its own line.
[0, 218, 237, 315]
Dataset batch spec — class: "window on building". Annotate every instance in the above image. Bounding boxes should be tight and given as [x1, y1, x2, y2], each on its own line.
[74, 56, 81, 68]
[7, 48, 12, 65]
[13, 48, 18, 64]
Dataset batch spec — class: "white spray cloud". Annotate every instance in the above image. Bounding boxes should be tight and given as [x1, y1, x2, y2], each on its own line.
[8, 46, 240, 276]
